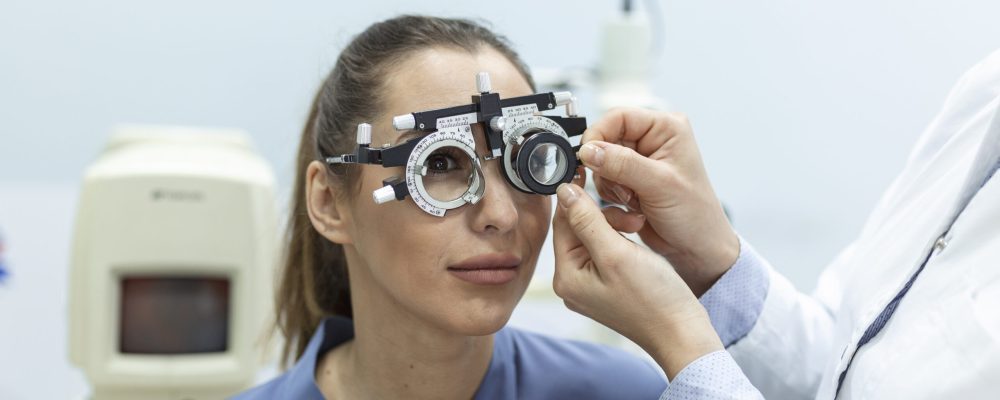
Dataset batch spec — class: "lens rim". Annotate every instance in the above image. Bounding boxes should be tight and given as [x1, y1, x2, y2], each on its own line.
[406, 127, 485, 216]
[499, 116, 571, 194]
[418, 146, 477, 201]
[515, 132, 576, 195]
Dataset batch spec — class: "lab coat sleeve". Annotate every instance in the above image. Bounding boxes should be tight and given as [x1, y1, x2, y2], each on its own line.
[723, 242, 850, 400]
[685, 237, 836, 399]
[659, 351, 764, 400]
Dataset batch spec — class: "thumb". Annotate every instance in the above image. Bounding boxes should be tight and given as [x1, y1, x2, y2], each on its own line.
[577, 141, 670, 200]
[555, 183, 630, 266]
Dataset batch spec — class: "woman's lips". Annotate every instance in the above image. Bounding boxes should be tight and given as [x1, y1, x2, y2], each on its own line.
[448, 253, 521, 285]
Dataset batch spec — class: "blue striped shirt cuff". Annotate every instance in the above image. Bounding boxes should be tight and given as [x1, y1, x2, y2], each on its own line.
[698, 236, 770, 347]
[659, 350, 763, 400]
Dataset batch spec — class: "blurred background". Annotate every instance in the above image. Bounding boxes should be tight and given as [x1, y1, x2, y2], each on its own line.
[2, 0, 1000, 398]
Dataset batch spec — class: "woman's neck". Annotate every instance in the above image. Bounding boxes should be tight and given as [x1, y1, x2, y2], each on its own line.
[315, 265, 495, 399]
[348, 315, 493, 399]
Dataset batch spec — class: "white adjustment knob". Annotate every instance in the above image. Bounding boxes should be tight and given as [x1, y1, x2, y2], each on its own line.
[372, 185, 397, 204]
[393, 114, 415, 131]
[489, 116, 506, 131]
[356, 123, 372, 145]
[476, 71, 492, 93]
[566, 97, 578, 117]
[553, 91, 573, 106]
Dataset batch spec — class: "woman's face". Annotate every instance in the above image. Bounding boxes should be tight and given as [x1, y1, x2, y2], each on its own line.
[339, 47, 550, 335]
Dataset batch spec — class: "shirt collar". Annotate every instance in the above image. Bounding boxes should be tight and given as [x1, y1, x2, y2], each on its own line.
[276, 316, 355, 399]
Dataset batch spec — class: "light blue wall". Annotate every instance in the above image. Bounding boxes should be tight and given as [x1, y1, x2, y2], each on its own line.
[2, 1, 999, 397]
[5, 0, 999, 288]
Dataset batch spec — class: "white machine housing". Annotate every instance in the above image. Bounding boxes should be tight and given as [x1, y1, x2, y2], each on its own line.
[598, 7, 668, 111]
[69, 125, 277, 399]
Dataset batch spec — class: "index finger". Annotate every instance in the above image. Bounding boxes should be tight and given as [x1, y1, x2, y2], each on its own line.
[582, 108, 687, 157]
[551, 167, 588, 261]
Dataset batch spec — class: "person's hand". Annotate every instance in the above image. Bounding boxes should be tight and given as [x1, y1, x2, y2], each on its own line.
[579, 108, 739, 295]
[551, 179, 723, 379]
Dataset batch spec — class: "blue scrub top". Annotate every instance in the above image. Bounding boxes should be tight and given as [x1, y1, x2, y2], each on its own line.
[234, 317, 667, 399]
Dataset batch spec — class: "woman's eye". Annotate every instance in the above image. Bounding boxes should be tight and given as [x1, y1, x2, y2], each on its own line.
[427, 154, 459, 173]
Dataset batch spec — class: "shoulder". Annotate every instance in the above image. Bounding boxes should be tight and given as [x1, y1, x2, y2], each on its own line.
[230, 370, 325, 400]
[907, 48, 1000, 165]
[231, 317, 349, 399]
[230, 375, 288, 400]
[495, 327, 666, 399]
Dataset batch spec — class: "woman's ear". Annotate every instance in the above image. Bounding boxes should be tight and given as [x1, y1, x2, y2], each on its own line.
[305, 161, 354, 245]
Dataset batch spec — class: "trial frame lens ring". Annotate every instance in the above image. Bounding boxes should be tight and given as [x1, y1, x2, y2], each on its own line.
[514, 132, 576, 195]
[407, 129, 485, 215]
[419, 146, 477, 202]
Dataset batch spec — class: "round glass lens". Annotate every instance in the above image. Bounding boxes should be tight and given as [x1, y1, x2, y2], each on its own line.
[527, 143, 568, 185]
[421, 146, 476, 202]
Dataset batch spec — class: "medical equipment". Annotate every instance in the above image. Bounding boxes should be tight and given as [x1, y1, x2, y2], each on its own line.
[532, 0, 667, 113]
[597, 0, 667, 111]
[68, 126, 278, 399]
[326, 72, 586, 217]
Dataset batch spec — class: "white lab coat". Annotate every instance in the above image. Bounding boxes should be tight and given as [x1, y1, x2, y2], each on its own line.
[729, 49, 1000, 399]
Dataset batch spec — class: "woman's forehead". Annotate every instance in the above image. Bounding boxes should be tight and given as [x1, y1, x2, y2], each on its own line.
[381, 47, 533, 117]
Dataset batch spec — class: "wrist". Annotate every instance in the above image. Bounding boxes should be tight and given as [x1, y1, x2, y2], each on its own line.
[641, 308, 724, 381]
[668, 229, 740, 296]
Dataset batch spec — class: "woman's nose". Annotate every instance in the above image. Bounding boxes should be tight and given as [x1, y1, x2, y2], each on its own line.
[469, 162, 518, 234]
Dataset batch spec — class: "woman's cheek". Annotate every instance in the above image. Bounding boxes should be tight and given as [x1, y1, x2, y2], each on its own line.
[526, 200, 552, 241]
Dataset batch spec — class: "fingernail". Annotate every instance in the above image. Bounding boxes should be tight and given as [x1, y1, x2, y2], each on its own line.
[578, 143, 605, 168]
[556, 184, 580, 209]
[610, 184, 632, 205]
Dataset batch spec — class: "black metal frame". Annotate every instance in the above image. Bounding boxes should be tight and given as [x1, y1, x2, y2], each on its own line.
[328, 89, 587, 201]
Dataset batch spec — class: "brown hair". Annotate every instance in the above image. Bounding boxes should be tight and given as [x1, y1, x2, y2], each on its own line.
[276, 15, 536, 364]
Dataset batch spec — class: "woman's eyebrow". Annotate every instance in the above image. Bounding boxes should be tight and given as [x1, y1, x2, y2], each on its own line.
[394, 129, 426, 145]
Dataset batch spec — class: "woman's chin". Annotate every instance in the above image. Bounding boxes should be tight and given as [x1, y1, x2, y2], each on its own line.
[451, 320, 510, 337]
[441, 306, 515, 336]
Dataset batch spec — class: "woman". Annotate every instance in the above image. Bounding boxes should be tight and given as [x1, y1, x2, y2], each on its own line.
[235, 15, 667, 399]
